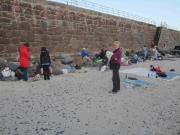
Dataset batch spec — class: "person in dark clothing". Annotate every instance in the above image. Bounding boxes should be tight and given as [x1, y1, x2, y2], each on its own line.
[40, 47, 51, 80]
[109, 41, 122, 93]
[100, 49, 108, 64]
[96, 49, 108, 70]
[98, 49, 106, 59]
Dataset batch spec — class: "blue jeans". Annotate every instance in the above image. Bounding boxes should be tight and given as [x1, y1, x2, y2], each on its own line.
[20, 67, 28, 81]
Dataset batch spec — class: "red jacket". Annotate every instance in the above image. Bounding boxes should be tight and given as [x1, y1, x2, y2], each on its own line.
[110, 48, 122, 65]
[20, 45, 30, 68]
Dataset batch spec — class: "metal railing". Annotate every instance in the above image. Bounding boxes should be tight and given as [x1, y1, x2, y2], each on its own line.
[48, 0, 156, 25]
[48, 0, 180, 31]
[166, 25, 180, 31]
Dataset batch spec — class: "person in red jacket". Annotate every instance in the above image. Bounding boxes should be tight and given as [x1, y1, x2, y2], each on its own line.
[109, 41, 122, 93]
[19, 43, 30, 81]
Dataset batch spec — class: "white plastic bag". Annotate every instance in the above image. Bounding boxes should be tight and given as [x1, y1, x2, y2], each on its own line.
[105, 51, 113, 62]
[1, 67, 11, 77]
[100, 66, 107, 71]
[41, 68, 43, 74]
[62, 69, 68, 74]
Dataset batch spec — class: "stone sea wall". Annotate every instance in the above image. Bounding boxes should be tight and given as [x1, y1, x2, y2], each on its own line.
[0, 0, 179, 57]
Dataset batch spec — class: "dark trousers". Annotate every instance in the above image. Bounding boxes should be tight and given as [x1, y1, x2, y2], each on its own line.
[20, 67, 28, 81]
[112, 66, 120, 92]
[42, 65, 50, 80]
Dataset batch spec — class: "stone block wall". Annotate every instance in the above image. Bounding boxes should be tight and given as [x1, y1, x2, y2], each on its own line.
[0, 0, 173, 57]
[158, 27, 180, 50]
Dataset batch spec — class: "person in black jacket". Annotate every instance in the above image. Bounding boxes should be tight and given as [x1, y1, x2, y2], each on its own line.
[40, 47, 51, 80]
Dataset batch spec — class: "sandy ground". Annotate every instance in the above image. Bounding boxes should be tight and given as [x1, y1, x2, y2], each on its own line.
[0, 58, 180, 135]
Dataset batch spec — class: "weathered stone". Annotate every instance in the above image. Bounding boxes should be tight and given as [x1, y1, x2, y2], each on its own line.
[33, 5, 44, 11]
[18, 22, 31, 30]
[0, 38, 10, 44]
[0, 17, 11, 23]
[0, 0, 179, 58]
[11, 37, 20, 44]
[2, 3, 12, 11]
[19, 2, 31, 8]
[6, 46, 18, 54]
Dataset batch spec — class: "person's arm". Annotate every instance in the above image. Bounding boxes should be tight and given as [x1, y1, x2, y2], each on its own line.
[80, 51, 83, 57]
[86, 51, 89, 57]
[40, 54, 42, 66]
[48, 54, 51, 65]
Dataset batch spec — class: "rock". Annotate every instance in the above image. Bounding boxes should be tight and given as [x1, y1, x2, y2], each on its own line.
[59, 53, 71, 59]
[61, 56, 74, 64]
[7, 62, 19, 71]
[0, 72, 3, 80]
[51, 59, 64, 75]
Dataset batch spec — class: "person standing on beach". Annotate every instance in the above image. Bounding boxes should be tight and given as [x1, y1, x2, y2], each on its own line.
[19, 43, 30, 81]
[109, 41, 122, 93]
[40, 47, 51, 80]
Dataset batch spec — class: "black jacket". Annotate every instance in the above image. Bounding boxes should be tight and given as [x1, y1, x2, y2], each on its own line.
[40, 51, 51, 66]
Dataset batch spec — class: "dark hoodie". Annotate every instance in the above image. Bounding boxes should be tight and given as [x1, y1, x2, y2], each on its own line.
[40, 47, 51, 67]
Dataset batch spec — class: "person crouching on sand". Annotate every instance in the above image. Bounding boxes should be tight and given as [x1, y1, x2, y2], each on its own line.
[109, 41, 122, 93]
[40, 47, 51, 80]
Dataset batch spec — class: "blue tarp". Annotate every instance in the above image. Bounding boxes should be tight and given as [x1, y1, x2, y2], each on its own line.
[122, 78, 156, 88]
[120, 68, 180, 80]
[166, 71, 180, 80]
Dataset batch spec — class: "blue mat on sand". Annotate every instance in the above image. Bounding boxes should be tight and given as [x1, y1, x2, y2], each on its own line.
[122, 79, 156, 88]
[166, 72, 180, 80]
[120, 68, 180, 80]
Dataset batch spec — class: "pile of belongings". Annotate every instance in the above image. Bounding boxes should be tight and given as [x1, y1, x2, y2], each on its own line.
[0, 59, 19, 81]
[130, 54, 143, 64]
[61, 64, 76, 74]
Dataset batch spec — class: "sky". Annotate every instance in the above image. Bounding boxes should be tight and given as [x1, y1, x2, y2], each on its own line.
[51, 0, 180, 30]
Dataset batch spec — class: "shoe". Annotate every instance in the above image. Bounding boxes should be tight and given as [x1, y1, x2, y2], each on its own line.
[108, 90, 118, 94]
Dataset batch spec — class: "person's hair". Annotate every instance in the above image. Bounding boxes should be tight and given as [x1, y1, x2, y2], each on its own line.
[24, 43, 29, 47]
[101, 49, 104, 52]
[41, 47, 47, 52]
[113, 41, 120, 47]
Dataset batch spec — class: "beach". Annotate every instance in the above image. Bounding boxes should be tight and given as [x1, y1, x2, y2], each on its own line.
[0, 58, 180, 135]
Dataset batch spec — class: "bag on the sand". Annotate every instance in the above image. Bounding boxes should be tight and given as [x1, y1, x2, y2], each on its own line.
[49, 66, 53, 74]
[100, 65, 107, 71]
[1, 67, 11, 77]
[15, 67, 23, 80]
[41, 66, 53, 74]
[41, 68, 43, 74]
[75, 65, 81, 70]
